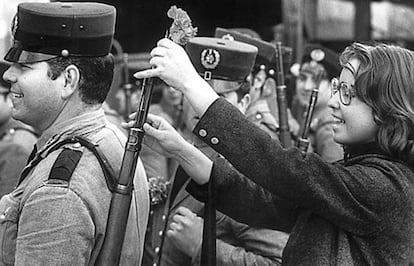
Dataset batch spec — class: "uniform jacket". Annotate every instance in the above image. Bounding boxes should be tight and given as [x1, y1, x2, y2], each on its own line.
[143, 143, 288, 266]
[0, 109, 149, 266]
[188, 98, 414, 265]
[246, 99, 278, 139]
[0, 119, 37, 198]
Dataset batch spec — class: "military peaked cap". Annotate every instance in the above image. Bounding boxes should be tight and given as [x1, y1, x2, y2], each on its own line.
[214, 27, 275, 69]
[300, 44, 341, 80]
[4, 2, 116, 64]
[185, 37, 257, 82]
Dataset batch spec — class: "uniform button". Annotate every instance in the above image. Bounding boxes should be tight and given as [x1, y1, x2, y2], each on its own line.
[211, 137, 219, 145]
[158, 230, 163, 236]
[162, 215, 166, 221]
[155, 247, 160, 253]
[199, 129, 207, 137]
[153, 263, 157, 266]
[150, 210, 154, 215]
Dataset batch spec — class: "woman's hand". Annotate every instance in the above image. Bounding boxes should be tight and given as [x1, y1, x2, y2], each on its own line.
[122, 113, 187, 158]
[133, 38, 202, 93]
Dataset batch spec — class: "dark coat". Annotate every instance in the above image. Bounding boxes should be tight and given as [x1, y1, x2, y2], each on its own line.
[143, 143, 288, 266]
[188, 98, 414, 265]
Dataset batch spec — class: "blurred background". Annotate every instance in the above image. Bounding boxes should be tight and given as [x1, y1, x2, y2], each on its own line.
[1, 0, 414, 110]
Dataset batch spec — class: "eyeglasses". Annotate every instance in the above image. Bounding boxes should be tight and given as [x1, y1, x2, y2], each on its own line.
[330, 78, 356, 106]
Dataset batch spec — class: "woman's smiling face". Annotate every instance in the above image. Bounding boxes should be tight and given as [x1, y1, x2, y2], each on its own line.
[328, 58, 379, 146]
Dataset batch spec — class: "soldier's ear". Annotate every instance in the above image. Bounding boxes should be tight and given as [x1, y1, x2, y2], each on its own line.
[238, 94, 251, 114]
[62, 65, 80, 99]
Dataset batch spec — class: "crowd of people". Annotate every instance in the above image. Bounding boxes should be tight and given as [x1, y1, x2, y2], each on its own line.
[1, 1, 414, 265]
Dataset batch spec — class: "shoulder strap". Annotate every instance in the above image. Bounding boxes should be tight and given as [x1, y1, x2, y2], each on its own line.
[20, 136, 117, 192]
[74, 136, 117, 192]
[49, 148, 83, 182]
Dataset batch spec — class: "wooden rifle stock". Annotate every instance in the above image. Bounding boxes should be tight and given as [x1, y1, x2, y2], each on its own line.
[95, 77, 154, 266]
[296, 87, 318, 152]
[274, 42, 292, 148]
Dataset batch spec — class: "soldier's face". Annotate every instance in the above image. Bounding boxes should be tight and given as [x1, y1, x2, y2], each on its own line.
[295, 71, 330, 107]
[2, 62, 65, 132]
[296, 71, 316, 105]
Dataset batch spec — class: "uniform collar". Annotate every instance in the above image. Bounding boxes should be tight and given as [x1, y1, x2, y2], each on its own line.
[36, 108, 106, 152]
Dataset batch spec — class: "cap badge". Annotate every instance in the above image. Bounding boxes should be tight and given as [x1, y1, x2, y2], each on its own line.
[310, 49, 325, 62]
[201, 48, 220, 70]
[222, 34, 234, 41]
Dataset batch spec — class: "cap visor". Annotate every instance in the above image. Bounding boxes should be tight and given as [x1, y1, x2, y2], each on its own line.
[4, 47, 57, 64]
[209, 79, 242, 94]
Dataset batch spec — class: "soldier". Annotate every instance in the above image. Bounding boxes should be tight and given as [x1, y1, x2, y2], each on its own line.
[215, 27, 299, 140]
[1, 2, 149, 265]
[142, 37, 288, 266]
[0, 60, 38, 198]
[290, 44, 343, 162]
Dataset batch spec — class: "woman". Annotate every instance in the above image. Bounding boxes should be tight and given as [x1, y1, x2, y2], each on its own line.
[133, 40, 414, 264]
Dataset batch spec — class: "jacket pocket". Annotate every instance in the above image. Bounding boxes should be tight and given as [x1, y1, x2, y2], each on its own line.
[0, 195, 19, 266]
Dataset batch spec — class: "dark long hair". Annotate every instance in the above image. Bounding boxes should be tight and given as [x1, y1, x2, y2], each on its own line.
[340, 42, 414, 162]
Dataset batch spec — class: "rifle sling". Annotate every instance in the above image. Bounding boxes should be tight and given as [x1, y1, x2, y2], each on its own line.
[201, 176, 216, 266]
[19, 136, 117, 192]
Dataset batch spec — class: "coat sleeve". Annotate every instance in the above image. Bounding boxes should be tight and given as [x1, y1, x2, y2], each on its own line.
[192, 98, 411, 235]
[187, 158, 297, 231]
[191, 215, 288, 266]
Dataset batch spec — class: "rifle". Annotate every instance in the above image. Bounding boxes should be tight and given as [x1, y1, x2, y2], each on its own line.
[95, 75, 153, 266]
[274, 42, 292, 148]
[95, 6, 197, 265]
[296, 70, 324, 152]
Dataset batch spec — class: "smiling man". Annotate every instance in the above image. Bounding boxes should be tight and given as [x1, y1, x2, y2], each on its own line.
[1, 2, 149, 265]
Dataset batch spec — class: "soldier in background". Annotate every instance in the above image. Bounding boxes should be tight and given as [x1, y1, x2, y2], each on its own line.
[290, 44, 343, 162]
[215, 27, 299, 140]
[0, 61, 37, 198]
